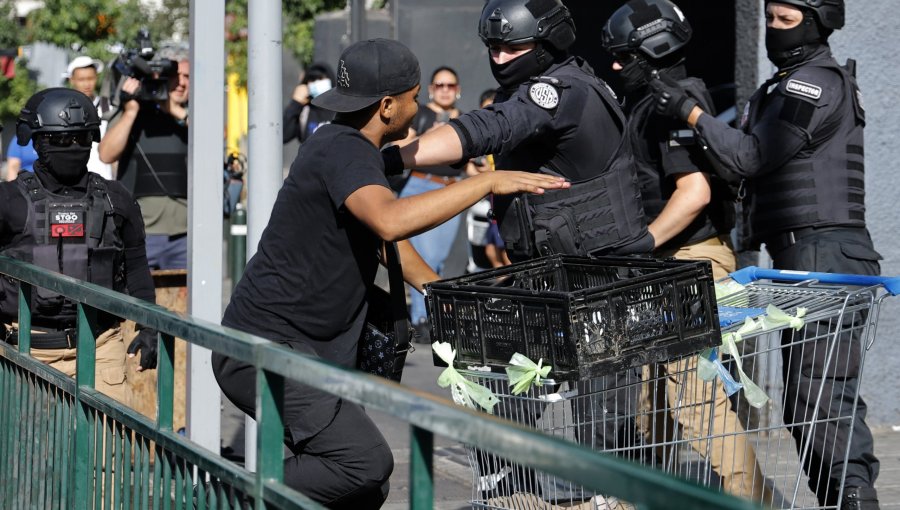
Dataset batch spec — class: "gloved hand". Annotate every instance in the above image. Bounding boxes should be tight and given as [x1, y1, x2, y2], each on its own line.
[649, 70, 699, 122]
[128, 328, 158, 371]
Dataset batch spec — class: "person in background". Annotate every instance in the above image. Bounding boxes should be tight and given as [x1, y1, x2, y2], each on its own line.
[66, 55, 114, 179]
[99, 47, 190, 270]
[5, 134, 38, 181]
[603, 0, 771, 502]
[399, 66, 470, 343]
[282, 62, 336, 145]
[471, 88, 511, 268]
[650, 1, 881, 507]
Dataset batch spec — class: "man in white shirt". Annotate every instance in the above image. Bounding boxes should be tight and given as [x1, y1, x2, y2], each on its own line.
[66, 56, 114, 179]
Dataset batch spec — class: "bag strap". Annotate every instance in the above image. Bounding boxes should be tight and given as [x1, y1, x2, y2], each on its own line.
[383, 242, 410, 351]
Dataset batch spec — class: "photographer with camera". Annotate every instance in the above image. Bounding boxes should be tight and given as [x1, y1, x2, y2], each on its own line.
[99, 41, 190, 270]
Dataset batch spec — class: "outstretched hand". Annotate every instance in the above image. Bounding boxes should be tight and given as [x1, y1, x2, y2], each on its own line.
[649, 70, 698, 122]
[487, 171, 570, 196]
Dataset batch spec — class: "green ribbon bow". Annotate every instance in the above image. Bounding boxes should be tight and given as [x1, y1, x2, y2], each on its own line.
[433, 342, 499, 413]
[701, 300, 809, 408]
[505, 353, 552, 395]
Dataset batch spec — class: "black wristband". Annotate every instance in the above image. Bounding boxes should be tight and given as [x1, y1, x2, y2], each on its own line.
[382, 145, 406, 176]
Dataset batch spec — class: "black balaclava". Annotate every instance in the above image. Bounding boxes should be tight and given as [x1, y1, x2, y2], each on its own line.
[34, 136, 91, 187]
[766, 11, 828, 69]
[489, 43, 557, 90]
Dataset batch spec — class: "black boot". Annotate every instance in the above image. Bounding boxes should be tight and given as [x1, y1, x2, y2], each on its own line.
[842, 487, 879, 510]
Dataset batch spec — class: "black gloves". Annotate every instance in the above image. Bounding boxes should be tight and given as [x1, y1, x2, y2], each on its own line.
[128, 328, 158, 371]
[381, 145, 406, 176]
[649, 71, 699, 122]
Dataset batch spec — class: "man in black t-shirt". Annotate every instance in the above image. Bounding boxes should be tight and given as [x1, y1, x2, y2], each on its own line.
[212, 39, 568, 508]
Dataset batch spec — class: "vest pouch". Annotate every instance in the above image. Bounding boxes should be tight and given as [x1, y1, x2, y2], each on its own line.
[499, 196, 536, 259]
[89, 246, 118, 289]
[532, 207, 585, 257]
[32, 245, 65, 315]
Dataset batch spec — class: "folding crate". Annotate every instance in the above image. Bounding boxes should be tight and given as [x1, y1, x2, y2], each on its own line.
[426, 255, 720, 381]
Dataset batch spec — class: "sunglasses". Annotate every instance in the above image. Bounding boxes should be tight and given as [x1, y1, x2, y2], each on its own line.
[432, 82, 459, 90]
[41, 132, 93, 148]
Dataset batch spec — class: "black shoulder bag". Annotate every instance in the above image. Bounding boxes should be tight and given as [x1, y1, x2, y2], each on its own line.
[357, 242, 412, 381]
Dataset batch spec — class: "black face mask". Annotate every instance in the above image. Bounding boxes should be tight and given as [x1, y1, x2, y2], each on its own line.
[619, 57, 650, 96]
[37, 143, 91, 186]
[766, 16, 824, 68]
[489, 47, 553, 90]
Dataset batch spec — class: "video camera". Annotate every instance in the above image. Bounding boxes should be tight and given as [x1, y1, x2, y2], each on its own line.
[113, 29, 178, 102]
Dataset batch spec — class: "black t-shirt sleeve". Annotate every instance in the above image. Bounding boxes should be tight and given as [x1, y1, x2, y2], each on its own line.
[109, 183, 156, 304]
[322, 133, 390, 210]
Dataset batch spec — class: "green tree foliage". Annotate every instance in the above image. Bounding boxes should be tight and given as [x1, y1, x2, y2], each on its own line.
[0, 0, 38, 123]
[25, 0, 189, 62]
[226, 0, 347, 87]
[0, 0, 20, 48]
[0, 61, 39, 123]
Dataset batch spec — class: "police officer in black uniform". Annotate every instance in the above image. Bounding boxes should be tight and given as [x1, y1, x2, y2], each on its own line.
[384, 0, 653, 259]
[0, 89, 158, 401]
[650, 1, 880, 507]
[603, 1, 775, 502]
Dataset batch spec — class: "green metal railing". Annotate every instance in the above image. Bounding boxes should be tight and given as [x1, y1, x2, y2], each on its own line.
[0, 256, 760, 509]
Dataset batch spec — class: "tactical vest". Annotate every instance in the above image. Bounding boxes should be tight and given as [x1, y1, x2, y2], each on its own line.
[747, 58, 866, 244]
[500, 64, 653, 259]
[629, 78, 736, 248]
[0, 172, 126, 328]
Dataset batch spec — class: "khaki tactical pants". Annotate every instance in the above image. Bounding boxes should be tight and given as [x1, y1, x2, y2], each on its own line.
[643, 236, 772, 501]
[27, 326, 131, 406]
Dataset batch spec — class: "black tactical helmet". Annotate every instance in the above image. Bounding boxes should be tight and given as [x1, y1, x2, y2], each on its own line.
[765, 0, 844, 31]
[479, 0, 576, 52]
[602, 0, 692, 60]
[16, 88, 101, 146]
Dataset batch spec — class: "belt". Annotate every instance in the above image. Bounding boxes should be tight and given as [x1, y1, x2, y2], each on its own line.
[764, 226, 849, 254]
[410, 170, 460, 186]
[4, 326, 77, 350]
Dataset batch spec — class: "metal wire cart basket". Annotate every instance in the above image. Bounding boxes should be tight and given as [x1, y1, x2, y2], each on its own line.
[428, 260, 899, 510]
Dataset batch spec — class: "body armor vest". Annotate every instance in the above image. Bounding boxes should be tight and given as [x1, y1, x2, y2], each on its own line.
[748, 58, 866, 244]
[500, 64, 653, 259]
[0, 172, 126, 328]
[629, 78, 736, 248]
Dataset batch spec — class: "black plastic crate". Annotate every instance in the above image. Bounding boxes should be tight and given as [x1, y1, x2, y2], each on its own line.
[425, 255, 721, 381]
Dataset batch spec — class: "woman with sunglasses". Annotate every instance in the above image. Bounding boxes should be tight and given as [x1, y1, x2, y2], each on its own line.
[399, 66, 468, 343]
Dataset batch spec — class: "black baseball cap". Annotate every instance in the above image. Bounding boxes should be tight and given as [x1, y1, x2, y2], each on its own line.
[312, 38, 421, 113]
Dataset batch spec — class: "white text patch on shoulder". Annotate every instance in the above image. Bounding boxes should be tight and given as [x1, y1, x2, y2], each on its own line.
[785, 79, 822, 100]
[528, 82, 559, 109]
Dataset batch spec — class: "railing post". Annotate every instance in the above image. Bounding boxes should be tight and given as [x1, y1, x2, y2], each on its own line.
[16, 283, 31, 352]
[230, 203, 247, 290]
[256, 367, 285, 507]
[410, 425, 434, 510]
[74, 303, 98, 507]
[157, 332, 176, 431]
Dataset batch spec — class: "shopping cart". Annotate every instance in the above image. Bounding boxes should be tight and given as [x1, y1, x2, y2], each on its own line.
[438, 267, 898, 510]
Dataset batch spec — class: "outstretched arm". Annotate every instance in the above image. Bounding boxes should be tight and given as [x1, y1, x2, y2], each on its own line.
[345, 170, 569, 242]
